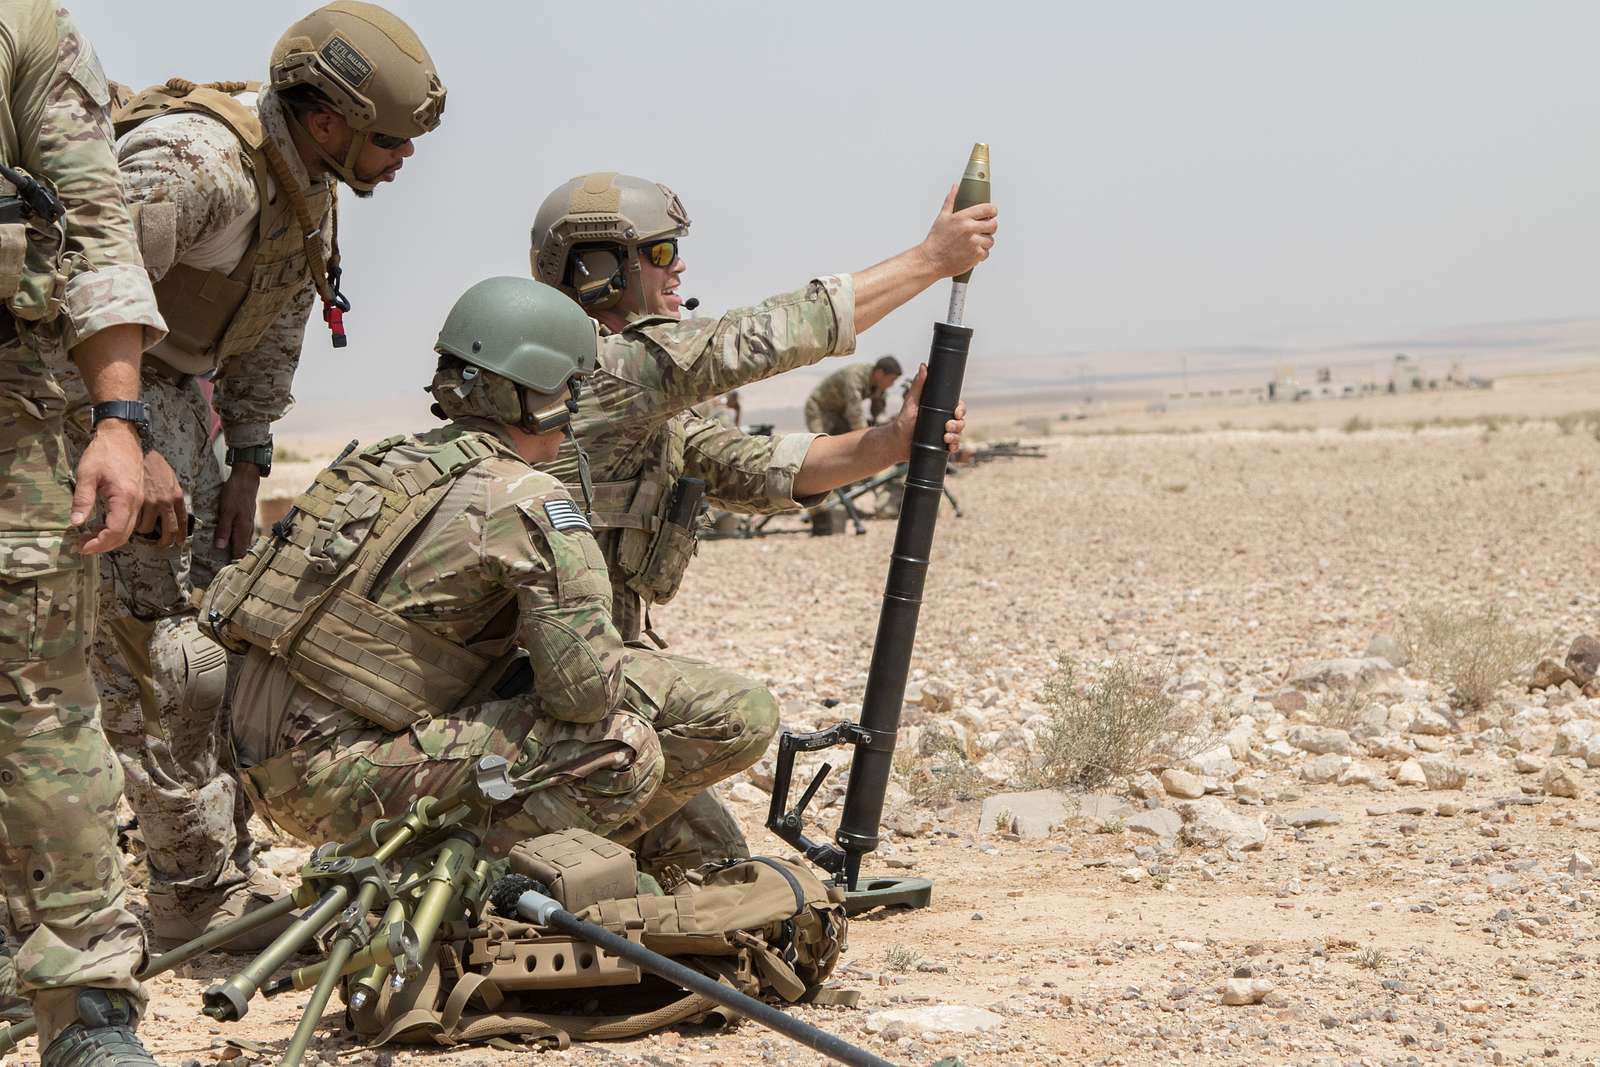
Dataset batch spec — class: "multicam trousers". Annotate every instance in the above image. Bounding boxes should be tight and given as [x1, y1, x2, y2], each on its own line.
[62, 369, 252, 915]
[611, 647, 780, 879]
[233, 650, 667, 855]
[0, 329, 145, 1039]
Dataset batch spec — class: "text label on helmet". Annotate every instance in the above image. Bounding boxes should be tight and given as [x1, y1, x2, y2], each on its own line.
[321, 36, 374, 89]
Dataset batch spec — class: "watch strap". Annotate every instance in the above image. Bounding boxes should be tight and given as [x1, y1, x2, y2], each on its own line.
[90, 400, 150, 427]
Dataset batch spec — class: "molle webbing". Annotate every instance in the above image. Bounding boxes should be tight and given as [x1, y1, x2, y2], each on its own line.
[115, 79, 332, 369]
[206, 433, 501, 731]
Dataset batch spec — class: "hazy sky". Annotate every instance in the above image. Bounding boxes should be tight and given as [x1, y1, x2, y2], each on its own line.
[73, 1, 1599, 433]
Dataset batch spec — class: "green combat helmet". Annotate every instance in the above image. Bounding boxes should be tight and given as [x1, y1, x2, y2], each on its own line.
[530, 172, 690, 316]
[428, 276, 601, 503]
[269, 1, 446, 195]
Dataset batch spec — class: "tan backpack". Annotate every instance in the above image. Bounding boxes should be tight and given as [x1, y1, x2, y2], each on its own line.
[347, 831, 852, 1049]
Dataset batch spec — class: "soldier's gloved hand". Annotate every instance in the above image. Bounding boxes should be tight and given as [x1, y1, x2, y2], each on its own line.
[918, 184, 998, 280]
[73, 420, 145, 554]
[136, 449, 189, 548]
[216, 464, 261, 560]
[891, 364, 967, 458]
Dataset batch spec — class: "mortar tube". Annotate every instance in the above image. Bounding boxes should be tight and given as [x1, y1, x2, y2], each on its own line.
[834, 321, 972, 889]
[405, 831, 478, 959]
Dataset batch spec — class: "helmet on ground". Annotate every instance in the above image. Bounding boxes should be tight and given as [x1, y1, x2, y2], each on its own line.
[529, 172, 690, 314]
[269, 1, 445, 194]
[429, 277, 598, 433]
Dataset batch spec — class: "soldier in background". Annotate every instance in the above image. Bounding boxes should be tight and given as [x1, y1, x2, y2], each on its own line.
[530, 174, 992, 878]
[804, 355, 901, 434]
[0, 2, 170, 1061]
[53, 1, 446, 948]
[202, 278, 663, 853]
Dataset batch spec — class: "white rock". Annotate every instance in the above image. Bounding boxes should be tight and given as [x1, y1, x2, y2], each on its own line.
[1178, 798, 1267, 851]
[729, 782, 768, 805]
[1125, 809, 1183, 841]
[1337, 760, 1381, 786]
[978, 790, 1071, 838]
[1409, 708, 1456, 736]
[1513, 752, 1546, 775]
[1552, 721, 1598, 757]
[1160, 768, 1206, 799]
[1542, 763, 1583, 799]
[1221, 977, 1275, 1006]
[1289, 657, 1398, 693]
[1188, 743, 1239, 780]
[1568, 851, 1594, 875]
[864, 1005, 1005, 1037]
[1172, 940, 1206, 955]
[1286, 725, 1355, 756]
[1417, 755, 1467, 791]
[1300, 754, 1348, 784]
[1395, 759, 1428, 787]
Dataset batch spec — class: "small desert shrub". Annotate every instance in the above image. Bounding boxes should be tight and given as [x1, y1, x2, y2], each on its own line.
[1355, 946, 1387, 971]
[1557, 414, 1581, 436]
[884, 944, 921, 973]
[895, 735, 990, 808]
[1405, 606, 1545, 710]
[1308, 686, 1374, 733]
[1341, 415, 1373, 434]
[1024, 660, 1203, 790]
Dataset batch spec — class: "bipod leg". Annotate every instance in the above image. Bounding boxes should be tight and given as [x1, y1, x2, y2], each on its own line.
[833, 487, 867, 534]
[279, 878, 385, 1067]
[941, 483, 963, 518]
[144, 894, 300, 977]
[203, 885, 351, 1022]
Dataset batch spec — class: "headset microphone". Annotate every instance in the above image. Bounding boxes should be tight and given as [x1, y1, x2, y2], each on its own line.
[682, 297, 700, 312]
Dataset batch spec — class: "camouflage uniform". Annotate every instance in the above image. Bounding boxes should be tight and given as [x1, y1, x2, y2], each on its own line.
[543, 276, 855, 876]
[0, 0, 164, 1042]
[803, 361, 882, 435]
[226, 421, 663, 853]
[52, 86, 332, 923]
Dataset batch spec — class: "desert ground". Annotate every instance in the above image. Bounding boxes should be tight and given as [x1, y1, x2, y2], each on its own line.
[48, 366, 1600, 1067]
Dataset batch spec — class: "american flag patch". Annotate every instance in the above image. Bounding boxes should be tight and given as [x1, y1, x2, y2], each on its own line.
[544, 499, 592, 533]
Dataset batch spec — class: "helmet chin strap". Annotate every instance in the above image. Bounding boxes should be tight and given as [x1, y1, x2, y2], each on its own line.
[290, 112, 379, 197]
[565, 424, 596, 516]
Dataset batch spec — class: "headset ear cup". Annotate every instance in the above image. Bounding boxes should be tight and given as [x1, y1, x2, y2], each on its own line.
[570, 248, 625, 311]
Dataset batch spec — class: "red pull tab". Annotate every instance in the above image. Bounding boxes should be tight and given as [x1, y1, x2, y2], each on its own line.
[323, 302, 347, 348]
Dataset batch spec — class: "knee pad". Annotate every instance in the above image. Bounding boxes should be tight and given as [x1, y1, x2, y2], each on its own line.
[149, 620, 228, 722]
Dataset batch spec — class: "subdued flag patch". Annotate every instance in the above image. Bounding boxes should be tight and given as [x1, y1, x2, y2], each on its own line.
[544, 498, 592, 533]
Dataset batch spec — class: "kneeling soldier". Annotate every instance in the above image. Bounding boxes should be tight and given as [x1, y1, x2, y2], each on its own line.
[199, 277, 663, 851]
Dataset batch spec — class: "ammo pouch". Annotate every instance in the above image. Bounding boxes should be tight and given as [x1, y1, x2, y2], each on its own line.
[588, 469, 700, 607]
[347, 829, 851, 1049]
[199, 434, 500, 731]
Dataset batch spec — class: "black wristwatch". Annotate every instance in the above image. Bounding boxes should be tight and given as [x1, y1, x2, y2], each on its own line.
[225, 440, 273, 477]
[90, 400, 153, 453]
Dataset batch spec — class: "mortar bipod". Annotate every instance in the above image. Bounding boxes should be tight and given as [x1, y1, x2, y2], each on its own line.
[764, 724, 932, 915]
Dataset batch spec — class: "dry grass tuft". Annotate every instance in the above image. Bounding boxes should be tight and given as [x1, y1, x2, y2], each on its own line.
[1406, 606, 1545, 710]
[896, 735, 990, 808]
[1024, 660, 1205, 791]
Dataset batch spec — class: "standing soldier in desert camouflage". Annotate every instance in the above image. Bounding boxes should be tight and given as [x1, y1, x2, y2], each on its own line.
[804, 356, 902, 435]
[0, 3, 172, 1062]
[201, 277, 663, 852]
[50, 0, 446, 948]
[530, 174, 994, 879]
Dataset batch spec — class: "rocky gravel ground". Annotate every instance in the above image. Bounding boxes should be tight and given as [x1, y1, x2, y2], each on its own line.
[91, 415, 1600, 1067]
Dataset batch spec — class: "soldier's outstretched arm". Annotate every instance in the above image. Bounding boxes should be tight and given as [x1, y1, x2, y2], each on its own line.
[680, 414, 825, 516]
[851, 184, 996, 332]
[791, 364, 966, 497]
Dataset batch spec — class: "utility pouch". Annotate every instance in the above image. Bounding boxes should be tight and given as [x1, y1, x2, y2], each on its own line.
[0, 223, 27, 301]
[508, 829, 638, 914]
[628, 476, 703, 606]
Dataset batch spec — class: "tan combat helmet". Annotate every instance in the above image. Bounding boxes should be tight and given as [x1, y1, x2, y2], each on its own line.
[530, 173, 690, 316]
[269, 1, 445, 195]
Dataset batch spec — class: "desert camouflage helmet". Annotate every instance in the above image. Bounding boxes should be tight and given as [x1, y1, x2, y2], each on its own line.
[530, 173, 690, 311]
[270, 1, 445, 193]
[429, 277, 598, 432]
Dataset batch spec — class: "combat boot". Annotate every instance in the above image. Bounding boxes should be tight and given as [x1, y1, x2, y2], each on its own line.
[147, 867, 296, 952]
[39, 989, 162, 1067]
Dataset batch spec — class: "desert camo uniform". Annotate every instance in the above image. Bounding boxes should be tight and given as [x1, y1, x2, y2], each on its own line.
[803, 361, 883, 435]
[0, 0, 165, 1045]
[543, 276, 856, 876]
[50, 79, 336, 935]
[210, 420, 664, 852]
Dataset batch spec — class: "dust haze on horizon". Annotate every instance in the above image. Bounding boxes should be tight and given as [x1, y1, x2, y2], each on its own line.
[71, 1, 1599, 436]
